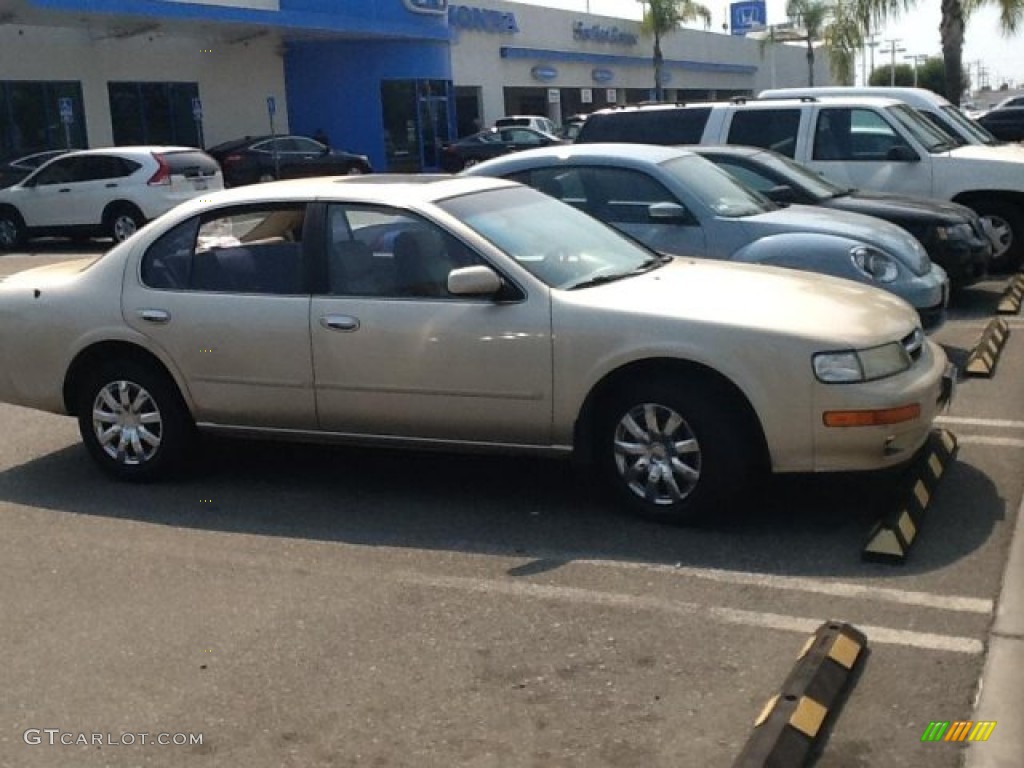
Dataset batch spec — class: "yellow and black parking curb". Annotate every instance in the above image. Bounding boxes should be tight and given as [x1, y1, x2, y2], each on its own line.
[997, 273, 1024, 314]
[733, 622, 868, 768]
[964, 318, 1010, 377]
[862, 429, 958, 564]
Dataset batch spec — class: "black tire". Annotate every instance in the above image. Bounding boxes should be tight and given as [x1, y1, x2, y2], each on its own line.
[597, 377, 757, 524]
[258, 173, 277, 183]
[105, 204, 145, 244]
[970, 199, 1024, 271]
[76, 359, 194, 482]
[0, 206, 26, 251]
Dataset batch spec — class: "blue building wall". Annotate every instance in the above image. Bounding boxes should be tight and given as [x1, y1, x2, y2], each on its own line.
[285, 38, 451, 170]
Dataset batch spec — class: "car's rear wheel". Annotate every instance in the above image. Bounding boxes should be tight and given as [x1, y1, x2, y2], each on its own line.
[258, 173, 276, 183]
[77, 359, 194, 482]
[462, 158, 481, 169]
[972, 199, 1024, 271]
[345, 165, 365, 175]
[0, 206, 26, 250]
[597, 377, 756, 523]
[106, 204, 145, 243]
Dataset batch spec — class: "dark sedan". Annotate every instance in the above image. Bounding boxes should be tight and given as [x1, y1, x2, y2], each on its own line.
[440, 126, 565, 172]
[0, 149, 68, 189]
[205, 135, 372, 187]
[976, 107, 1024, 143]
[690, 145, 993, 289]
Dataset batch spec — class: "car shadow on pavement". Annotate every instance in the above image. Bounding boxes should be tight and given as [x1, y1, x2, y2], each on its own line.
[0, 432, 1005, 582]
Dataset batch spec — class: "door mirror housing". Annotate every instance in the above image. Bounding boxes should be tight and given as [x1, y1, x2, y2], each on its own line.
[648, 201, 692, 224]
[764, 184, 798, 204]
[448, 265, 502, 296]
[886, 145, 920, 162]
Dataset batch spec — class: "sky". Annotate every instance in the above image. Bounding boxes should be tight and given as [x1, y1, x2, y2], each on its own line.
[509, 0, 1024, 90]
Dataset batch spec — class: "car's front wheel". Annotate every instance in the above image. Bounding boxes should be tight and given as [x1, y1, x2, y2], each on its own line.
[597, 377, 757, 523]
[0, 206, 26, 250]
[77, 360, 194, 482]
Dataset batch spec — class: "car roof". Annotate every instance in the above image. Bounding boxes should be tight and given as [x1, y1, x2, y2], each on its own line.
[472, 143, 696, 166]
[684, 145, 761, 157]
[59, 146, 203, 160]
[759, 87, 951, 107]
[167, 174, 518, 213]
[589, 95, 907, 114]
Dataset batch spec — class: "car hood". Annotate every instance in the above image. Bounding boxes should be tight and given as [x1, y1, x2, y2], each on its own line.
[751, 204, 931, 275]
[565, 257, 918, 347]
[944, 143, 1024, 163]
[823, 191, 972, 223]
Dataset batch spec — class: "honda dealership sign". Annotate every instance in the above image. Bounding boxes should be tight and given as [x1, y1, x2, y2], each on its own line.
[729, 1, 766, 36]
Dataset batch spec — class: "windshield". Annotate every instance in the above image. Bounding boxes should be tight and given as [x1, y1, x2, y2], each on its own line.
[748, 151, 846, 201]
[939, 105, 1000, 144]
[438, 186, 663, 290]
[886, 104, 958, 152]
[661, 155, 774, 217]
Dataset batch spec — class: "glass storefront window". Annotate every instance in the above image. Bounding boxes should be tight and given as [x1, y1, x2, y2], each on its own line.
[0, 81, 87, 156]
[107, 82, 200, 147]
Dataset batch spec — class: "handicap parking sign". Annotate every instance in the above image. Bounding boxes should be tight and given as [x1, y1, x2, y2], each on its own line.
[58, 97, 73, 123]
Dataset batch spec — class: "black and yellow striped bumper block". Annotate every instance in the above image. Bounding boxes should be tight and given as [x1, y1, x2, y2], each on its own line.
[733, 622, 868, 768]
[862, 429, 959, 564]
[997, 273, 1024, 314]
[965, 317, 1010, 377]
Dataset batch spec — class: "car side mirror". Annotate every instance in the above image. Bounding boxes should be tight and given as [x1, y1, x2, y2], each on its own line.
[765, 184, 797, 204]
[448, 265, 502, 296]
[648, 201, 692, 224]
[886, 145, 920, 162]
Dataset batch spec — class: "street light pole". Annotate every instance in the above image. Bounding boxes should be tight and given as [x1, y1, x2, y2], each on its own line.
[903, 53, 928, 87]
[885, 38, 906, 86]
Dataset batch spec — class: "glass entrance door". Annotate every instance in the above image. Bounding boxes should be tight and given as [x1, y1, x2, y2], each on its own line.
[381, 79, 453, 172]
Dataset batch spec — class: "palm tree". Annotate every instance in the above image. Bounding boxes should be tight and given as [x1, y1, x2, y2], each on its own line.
[638, 0, 712, 101]
[755, 2, 863, 86]
[787, 0, 830, 86]
[861, 0, 1023, 105]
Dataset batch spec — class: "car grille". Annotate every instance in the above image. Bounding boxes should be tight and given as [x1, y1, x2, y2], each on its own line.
[902, 328, 924, 362]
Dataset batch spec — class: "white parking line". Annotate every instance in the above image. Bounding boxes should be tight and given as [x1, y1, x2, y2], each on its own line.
[956, 436, 1024, 448]
[937, 416, 1024, 430]
[570, 559, 993, 614]
[401, 573, 985, 654]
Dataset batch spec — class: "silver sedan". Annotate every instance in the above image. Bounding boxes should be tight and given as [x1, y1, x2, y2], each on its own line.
[0, 176, 952, 522]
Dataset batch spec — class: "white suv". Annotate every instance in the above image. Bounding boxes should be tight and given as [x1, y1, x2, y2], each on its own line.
[0, 146, 223, 249]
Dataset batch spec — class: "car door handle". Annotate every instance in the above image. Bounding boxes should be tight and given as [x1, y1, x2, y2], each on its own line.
[105, 183, 117, 188]
[137, 309, 171, 324]
[58, 188, 71, 192]
[320, 314, 360, 332]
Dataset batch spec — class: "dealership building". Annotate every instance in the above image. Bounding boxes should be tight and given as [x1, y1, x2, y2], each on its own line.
[0, 0, 828, 172]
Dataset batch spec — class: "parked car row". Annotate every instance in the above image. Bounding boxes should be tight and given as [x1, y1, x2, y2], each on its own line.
[0, 134, 375, 250]
[574, 93, 1024, 271]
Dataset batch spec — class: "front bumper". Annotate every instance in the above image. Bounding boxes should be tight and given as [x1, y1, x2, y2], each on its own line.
[811, 338, 951, 473]
[896, 263, 949, 332]
[927, 234, 992, 289]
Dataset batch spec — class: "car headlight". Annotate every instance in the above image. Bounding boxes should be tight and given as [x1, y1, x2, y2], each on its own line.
[813, 342, 912, 383]
[850, 246, 899, 283]
[935, 222, 972, 241]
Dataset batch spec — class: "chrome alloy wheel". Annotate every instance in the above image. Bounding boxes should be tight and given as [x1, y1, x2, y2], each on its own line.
[0, 218, 19, 248]
[112, 214, 139, 242]
[983, 215, 1013, 262]
[613, 402, 701, 505]
[92, 380, 163, 465]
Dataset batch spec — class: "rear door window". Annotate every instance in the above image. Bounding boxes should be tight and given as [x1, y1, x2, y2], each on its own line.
[726, 109, 801, 157]
[577, 108, 711, 145]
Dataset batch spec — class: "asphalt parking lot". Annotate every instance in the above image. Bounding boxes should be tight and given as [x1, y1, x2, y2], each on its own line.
[1, 244, 1022, 767]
